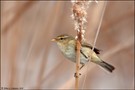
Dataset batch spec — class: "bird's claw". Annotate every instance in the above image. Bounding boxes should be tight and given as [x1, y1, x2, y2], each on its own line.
[74, 73, 81, 78]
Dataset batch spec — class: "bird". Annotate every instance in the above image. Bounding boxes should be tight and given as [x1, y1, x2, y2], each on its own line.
[52, 34, 115, 73]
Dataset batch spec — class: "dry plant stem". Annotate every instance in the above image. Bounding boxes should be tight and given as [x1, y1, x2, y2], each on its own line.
[75, 35, 82, 89]
[82, 2, 107, 88]
[71, 0, 90, 89]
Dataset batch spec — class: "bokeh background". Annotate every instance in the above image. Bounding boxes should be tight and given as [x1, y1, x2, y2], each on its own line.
[1, 1, 134, 89]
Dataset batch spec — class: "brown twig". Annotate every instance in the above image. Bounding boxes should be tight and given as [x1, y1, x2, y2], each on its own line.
[75, 36, 81, 89]
[71, 0, 90, 89]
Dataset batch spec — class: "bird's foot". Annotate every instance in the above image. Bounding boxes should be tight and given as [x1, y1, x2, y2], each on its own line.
[74, 73, 81, 78]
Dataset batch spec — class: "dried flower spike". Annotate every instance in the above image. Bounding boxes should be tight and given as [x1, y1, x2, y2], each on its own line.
[71, 0, 91, 40]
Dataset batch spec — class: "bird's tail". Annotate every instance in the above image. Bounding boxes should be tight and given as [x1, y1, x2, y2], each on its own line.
[99, 60, 115, 73]
[93, 60, 115, 73]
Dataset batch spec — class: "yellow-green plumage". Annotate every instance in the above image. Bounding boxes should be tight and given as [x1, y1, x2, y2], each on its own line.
[52, 34, 115, 73]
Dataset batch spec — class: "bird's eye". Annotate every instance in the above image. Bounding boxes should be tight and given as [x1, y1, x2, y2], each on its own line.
[60, 37, 64, 40]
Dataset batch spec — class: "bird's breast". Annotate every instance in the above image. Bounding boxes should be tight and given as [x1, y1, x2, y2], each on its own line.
[57, 41, 91, 64]
[64, 44, 76, 61]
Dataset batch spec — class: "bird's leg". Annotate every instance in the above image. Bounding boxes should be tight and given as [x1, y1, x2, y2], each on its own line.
[80, 64, 85, 70]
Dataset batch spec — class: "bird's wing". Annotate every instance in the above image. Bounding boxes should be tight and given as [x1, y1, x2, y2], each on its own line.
[81, 42, 101, 54]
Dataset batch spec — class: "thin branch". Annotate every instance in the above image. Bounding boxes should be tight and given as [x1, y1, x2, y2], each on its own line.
[75, 40, 81, 89]
[71, 0, 90, 89]
[82, 1, 107, 89]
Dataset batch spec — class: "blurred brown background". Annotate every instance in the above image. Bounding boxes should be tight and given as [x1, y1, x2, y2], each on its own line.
[1, 1, 134, 89]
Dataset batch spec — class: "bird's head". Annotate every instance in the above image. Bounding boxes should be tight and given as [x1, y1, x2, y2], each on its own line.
[51, 34, 74, 45]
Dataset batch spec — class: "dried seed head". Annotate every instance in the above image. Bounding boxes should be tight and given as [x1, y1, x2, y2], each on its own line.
[71, 0, 91, 40]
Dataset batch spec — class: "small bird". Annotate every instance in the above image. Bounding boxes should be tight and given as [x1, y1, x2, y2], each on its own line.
[52, 34, 115, 73]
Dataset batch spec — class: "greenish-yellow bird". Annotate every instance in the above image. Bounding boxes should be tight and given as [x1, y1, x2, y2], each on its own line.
[52, 34, 115, 73]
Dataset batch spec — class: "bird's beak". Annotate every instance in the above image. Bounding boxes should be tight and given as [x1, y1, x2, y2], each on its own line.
[51, 38, 56, 42]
